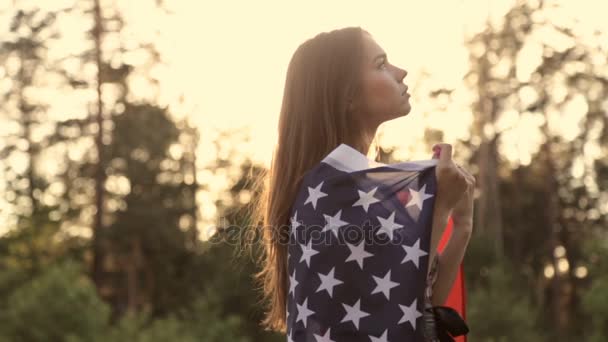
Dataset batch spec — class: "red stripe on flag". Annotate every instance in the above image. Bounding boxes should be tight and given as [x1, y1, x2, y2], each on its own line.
[437, 217, 467, 342]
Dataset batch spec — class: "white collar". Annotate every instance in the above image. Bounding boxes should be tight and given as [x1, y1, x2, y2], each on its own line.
[321, 143, 438, 173]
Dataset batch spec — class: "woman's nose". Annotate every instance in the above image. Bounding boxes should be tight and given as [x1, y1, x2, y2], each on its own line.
[396, 67, 407, 82]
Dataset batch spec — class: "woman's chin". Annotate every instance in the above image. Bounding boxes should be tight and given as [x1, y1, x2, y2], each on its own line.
[400, 103, 412, 116]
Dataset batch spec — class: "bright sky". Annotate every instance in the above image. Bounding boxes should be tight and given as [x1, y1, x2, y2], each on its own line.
[1, 0, 607, 237]
[149, 0, 605, 167]
[156, 0, 494, 166]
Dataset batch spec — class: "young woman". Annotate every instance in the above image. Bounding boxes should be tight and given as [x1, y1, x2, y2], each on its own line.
[252, 26, 474, 341]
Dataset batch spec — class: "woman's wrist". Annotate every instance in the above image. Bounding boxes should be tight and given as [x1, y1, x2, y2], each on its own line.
[433, 201, 451, 217]
[432, 205, 451, 224]
[451, 222, 473, 239]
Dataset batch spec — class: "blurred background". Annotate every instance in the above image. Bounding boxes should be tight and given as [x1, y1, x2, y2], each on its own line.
[0, 0, 607, 341]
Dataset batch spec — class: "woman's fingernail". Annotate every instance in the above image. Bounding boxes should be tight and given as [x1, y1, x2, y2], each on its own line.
[432, 146, 441, 158]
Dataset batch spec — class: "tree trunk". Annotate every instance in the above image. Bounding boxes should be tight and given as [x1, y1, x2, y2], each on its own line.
[92, 0, 106, 291]
[540, 122, 570, 337]
[473, 28, 504, 259]
[126, 237, 142, 313]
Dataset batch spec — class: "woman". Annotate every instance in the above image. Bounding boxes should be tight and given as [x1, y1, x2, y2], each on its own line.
[251, 26, 474, 341]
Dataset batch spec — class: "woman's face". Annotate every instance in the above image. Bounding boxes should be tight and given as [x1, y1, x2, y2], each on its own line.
[355, 33, 410, 130]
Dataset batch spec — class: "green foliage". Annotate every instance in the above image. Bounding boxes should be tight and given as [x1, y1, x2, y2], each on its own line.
[581, 273, 608, 342]
[467, 263, 543, 342]
[99, 102, 203, 315]
[0, 258, 258, 342]
[97, 289, 252, 342]
[0, 261, 111, 342]
[580, 237, 608, 341]
[197, 233, 285, 342]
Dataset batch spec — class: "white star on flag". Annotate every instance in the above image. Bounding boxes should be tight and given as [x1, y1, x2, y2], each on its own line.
[304, 181, 328, 210]
[401, 238, 428, 269]
[323, 209, 349, 237]
[340, 299, 370, 329]
[375, 211, 403, 240]
[352, 187, 380, 212]
[313, 327, 335, 342]
[300, 240, 320, 268]
[296, 297, 315, 328]
[398, 298, 422, 329]
[345, 240, 374, 270]
[316, 267, 344, 298]
[289, 269, 298, 296]
[406, 184, 433, 210]
[371, 270, 399, 300]
[369, 329, 389, 342]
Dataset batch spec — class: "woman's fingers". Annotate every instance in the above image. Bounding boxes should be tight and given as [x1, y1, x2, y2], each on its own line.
[433, 143, 453, 165]
[455, 163, 475, 184]
[433, 144, 475, 212]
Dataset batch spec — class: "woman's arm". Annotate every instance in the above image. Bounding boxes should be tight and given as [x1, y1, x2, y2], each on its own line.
[430, 161, 475, 306]
[427, 142, 464, 280]
[430, 225, 471, 306]
[427, 205, 449, 279]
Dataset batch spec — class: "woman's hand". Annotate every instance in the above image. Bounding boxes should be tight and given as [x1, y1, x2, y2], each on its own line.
[432, 144, 468, 217]
[432, 143, 475, 231]
[451, 164, 475, 232]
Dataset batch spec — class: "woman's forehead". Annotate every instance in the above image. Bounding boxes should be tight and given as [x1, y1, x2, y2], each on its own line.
[362, 33, 386, 61]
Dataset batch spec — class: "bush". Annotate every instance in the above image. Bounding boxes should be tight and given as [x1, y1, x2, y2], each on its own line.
[0, 260, 110, 342]
[0, 260, 253, 342]
[100, 288, 252, 342]
[467, 263, 543, 342]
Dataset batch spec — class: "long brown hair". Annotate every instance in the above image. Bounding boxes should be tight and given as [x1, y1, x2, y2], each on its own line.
[250, 26, 381, 333]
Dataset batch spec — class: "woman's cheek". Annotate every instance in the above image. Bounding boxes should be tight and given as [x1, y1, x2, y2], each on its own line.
[369, 76, 396, 105]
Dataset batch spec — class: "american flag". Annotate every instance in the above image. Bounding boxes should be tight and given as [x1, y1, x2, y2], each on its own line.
[286, 143, 466, 342]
